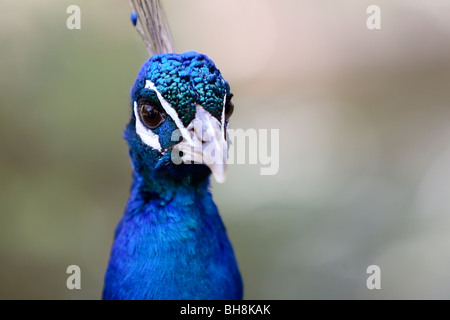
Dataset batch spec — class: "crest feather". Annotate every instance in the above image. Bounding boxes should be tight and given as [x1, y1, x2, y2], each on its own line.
[130, 0, 175, 56]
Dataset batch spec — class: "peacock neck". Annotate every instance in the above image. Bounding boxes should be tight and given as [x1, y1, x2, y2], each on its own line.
[123, 166, 217, 221]
[104, 148, 243, 300]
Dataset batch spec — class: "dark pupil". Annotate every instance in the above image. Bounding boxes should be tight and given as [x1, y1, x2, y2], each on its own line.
[225, 96, 234, 120]
[141, 104, 163, 129]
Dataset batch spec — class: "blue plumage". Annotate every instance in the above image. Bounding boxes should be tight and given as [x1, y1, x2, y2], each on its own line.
[102, 51, 243, 299]
[130, 12, 138, 26]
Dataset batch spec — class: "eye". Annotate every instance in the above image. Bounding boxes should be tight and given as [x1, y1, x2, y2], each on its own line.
[138, 99, 167, 129]
[224, 93, 234, 121]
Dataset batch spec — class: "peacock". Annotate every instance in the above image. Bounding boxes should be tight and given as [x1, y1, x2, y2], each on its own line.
[102, 0, 243, 300]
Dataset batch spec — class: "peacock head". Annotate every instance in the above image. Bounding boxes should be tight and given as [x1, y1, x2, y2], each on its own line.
[124, 51, 234, 186]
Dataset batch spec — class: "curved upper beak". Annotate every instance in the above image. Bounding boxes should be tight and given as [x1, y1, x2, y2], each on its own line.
[173, 105, 227, 183]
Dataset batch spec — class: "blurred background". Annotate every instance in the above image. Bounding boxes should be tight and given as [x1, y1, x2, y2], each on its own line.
[1, 0, 450, 299]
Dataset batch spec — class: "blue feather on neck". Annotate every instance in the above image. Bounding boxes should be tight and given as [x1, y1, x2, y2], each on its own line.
[103, 161, 242, 299]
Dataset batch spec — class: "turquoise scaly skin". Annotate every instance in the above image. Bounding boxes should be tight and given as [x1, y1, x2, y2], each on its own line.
[102, 52, 243, 300]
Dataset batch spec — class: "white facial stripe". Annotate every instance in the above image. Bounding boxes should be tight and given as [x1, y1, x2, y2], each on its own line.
[134, 101, 162, 151]
[145, 80, 194, 145]
[222, 94, 226, 139]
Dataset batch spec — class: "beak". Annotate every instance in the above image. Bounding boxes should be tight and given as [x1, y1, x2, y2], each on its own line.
[173, 105, 227, 183]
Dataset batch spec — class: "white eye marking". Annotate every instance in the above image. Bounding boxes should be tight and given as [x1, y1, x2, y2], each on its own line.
[134, 101, 162, 151]
[222, 94, 226, 139]
[145, 80, 193, 145]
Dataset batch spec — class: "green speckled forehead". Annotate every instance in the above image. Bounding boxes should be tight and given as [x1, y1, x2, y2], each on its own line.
[131, 51, 230, 127]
